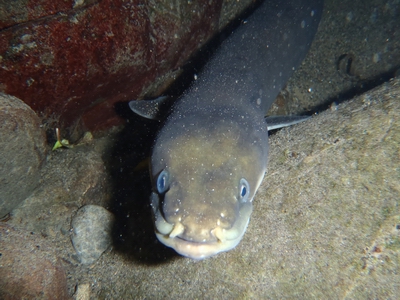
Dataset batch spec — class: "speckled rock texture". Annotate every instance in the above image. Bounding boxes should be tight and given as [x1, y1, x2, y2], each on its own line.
[9, 139, 111, 238]
[0, 0, 399, 297]
[71, 205, 115, 264]
[0, 0, 252, 138]
[248, 78, 400, 298]
[65, 77, 399, 299]
[0, 224, 69, 299]
[0, 93, 47, 218]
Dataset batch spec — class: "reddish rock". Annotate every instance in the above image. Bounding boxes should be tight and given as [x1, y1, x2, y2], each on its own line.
[0, 0, 224, 139]
[0, 224, 69, 299]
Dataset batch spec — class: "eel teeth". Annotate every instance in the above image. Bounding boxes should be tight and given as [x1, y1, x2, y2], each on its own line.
[211, 227, 226, 243]
[169, 222, 185, 238]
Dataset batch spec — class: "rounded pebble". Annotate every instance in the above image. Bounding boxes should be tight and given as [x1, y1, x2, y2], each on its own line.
[71, 205, 115, 264]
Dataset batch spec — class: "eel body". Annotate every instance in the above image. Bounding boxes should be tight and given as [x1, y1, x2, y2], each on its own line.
[130, 0, 323, 259]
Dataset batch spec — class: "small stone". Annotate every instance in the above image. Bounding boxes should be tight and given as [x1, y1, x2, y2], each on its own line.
[71, 205, 115, 264]
[0, 93, 47, 218]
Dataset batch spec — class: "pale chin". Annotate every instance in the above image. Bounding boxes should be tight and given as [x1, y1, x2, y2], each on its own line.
[155, 218, 250, 260]
[150, 192, 252, 260]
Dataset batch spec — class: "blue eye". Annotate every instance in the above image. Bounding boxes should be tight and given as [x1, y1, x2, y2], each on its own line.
[239, 178, 250, 202]
[241, 185, 247, 197]
[156, 170, 170, 194]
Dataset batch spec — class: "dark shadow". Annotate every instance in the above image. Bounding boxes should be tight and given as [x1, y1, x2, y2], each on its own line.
[309, 66, 399, 114]
[104, 102, 179, 264]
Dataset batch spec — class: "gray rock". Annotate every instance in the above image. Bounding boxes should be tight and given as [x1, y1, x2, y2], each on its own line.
[246, 77, 400, 298]
[71, 205, 115, 264]
[0, 93, 47, 218]
[10, 143, 112, 237]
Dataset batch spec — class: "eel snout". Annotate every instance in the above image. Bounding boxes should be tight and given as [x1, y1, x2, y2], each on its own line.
[151, 192, 253, 260]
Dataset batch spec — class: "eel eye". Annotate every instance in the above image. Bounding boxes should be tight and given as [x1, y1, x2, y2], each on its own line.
[239, 178, 250, 203]
[156, 170, 170, 194]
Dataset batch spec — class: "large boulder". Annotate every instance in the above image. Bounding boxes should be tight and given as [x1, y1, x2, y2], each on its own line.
[0, 93, 47, 218]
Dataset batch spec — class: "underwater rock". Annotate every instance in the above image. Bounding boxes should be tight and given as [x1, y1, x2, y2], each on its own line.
[71, 205, 115, 264]
[0, 93, 47, 218]
[9, 144, 112, 238]
[0, 0, 230, 138]
[0, 224, 68, 299]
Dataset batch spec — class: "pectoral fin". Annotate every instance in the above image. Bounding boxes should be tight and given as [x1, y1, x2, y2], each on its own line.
[129, 96, 172, 120]
[266, 115, 311, 131]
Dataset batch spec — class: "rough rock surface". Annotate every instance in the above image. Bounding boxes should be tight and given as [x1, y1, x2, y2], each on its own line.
[0, 93, 47, 218]
[249, 78, 400, 298]
[1, 0, 399, 297]
[0, 224, 68, 299]
[63, 77, 399, 299]
[9, 140, 111, 237]
[0, 0, 248, 137]
[71, 205, 115, 264]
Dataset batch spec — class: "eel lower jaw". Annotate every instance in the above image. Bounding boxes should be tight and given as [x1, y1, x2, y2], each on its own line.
[154, 227, 248, 260]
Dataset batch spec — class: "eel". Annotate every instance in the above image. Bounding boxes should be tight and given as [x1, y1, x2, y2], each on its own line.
[129, 0, 323, 259]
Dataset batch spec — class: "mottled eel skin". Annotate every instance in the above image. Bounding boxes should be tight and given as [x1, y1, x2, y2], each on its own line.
[130, 0, 323, 259]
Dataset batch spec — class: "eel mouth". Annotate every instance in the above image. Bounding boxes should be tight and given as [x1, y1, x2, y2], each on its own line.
[154, 225, 249, 260]
[150, 192, 252, 260]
